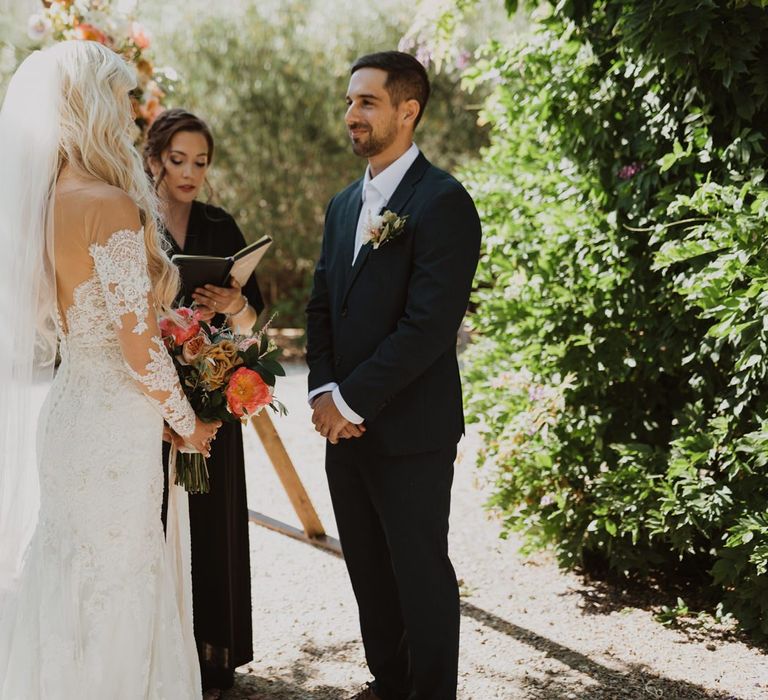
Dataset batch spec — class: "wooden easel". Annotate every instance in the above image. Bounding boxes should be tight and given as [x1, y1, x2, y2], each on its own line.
[247, 411, 342, 557]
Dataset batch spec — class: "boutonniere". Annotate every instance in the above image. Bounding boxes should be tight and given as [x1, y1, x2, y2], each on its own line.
[362, 209, 409, 250]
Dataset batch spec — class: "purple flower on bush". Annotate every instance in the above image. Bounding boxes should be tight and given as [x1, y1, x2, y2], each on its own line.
[455, 50, 472, 71]
[415, 45, 432, 70]
[618, 162, 643, 180]
[398, 36, 415, 53]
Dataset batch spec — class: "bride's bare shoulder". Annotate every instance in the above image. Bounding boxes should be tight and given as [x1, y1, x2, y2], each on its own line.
[56, 180, 141, 241]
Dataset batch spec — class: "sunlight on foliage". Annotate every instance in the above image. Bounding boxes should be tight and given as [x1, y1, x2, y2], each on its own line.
[455, 0, 768, 638]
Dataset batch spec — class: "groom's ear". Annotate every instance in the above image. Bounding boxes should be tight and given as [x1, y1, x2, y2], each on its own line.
[401, 98, 421, 129]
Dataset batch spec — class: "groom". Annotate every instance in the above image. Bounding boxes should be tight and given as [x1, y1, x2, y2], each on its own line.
[306, 51, 481, 700]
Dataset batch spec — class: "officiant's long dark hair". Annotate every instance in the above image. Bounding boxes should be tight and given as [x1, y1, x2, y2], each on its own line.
[143, 108, 215, 197]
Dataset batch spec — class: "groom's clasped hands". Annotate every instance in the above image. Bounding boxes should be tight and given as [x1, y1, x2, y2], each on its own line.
[311, 392, 366, 444]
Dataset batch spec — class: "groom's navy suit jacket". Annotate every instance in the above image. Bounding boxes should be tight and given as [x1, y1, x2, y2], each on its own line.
[306, 152, 481, 456]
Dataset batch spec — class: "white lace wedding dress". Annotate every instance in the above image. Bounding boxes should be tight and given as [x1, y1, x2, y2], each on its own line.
[0, 222, 202, 698]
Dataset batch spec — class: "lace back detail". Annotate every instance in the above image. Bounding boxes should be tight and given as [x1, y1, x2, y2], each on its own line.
[89, 228, 151, 335]
[60, 227, 196, 438]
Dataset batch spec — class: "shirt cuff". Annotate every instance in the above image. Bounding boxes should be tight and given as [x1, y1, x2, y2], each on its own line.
[332, 386, 364, 425]
[308, 382, 338, 406]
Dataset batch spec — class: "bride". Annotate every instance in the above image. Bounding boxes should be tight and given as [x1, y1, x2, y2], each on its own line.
[0, 41, 221, 698]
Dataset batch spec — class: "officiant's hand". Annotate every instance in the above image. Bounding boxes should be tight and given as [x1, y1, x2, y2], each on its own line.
[311, 392, 365, 444]
[194, 306, 216, 323]
[192, 277, 245, 316]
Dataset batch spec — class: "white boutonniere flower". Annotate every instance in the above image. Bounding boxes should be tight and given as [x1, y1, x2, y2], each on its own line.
[361, 209, 409, 250]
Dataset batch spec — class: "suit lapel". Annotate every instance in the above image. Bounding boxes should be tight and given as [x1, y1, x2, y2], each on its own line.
[341, 153, 430, 302]
[339, 180, 364, 272]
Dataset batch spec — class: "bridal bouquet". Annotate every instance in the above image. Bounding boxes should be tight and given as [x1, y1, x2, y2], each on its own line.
[160, 307, 286, 493]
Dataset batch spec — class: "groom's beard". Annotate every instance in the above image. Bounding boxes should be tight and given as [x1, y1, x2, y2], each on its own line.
[348, 116, 398, 158]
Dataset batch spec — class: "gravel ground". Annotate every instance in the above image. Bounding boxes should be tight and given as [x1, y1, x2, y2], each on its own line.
[224, 365, 768, 700]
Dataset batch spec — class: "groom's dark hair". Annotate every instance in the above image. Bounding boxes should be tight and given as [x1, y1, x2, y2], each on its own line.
[351, 51, 430, 128]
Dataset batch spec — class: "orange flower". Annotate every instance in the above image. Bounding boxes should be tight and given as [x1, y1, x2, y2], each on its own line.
[159, 308, 200, 346]
[135, 58, 154, 87]
[225, 368, 272, 418]
[74, 23, 109, 45]
[198, 340, 242, 390]
[139, 97, 163, 126]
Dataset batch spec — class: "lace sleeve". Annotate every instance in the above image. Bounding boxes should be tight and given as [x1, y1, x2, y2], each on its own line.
[89, 228, 196, 438]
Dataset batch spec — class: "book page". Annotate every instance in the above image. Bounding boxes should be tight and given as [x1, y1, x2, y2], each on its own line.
[230, 240, 272, 286]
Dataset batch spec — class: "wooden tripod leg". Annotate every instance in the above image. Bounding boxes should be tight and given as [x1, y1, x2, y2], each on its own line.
[250, 410, 326, 538]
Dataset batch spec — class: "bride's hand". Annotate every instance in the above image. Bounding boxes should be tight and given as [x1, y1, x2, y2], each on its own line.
[163, 425, 189, 451]
[186, 417, 222, 457]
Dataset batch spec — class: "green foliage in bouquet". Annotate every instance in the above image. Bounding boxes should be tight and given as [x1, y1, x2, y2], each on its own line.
[461, 0, 768, 637]
[161, 308, 286, 424]
[160, 307, 286, 493]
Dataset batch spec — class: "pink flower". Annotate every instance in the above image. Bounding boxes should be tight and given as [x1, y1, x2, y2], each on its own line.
[159, 307, 200, 346]
[27, 14, 51, 42]
[181, 332, 209, 364]
[225, 368, 272, 418]
[237, 337, 260, 352]
[618, 162, 643, 181]
[131, 22, 151, 50]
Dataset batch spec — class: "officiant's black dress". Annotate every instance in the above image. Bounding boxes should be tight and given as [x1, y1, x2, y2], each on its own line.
[161, 200, 264, 691]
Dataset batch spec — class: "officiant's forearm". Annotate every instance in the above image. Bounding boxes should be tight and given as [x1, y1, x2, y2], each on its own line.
[227, 302, 258, 333]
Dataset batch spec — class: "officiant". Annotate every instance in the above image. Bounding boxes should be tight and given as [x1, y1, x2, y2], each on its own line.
[145, 108, 264, 697]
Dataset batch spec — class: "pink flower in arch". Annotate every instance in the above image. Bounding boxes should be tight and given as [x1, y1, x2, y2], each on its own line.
[131, 22, 151, 50]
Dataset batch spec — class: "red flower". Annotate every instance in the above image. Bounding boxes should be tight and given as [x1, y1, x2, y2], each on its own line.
[225, 367, 272, 418]
[159, 307, 200, 346]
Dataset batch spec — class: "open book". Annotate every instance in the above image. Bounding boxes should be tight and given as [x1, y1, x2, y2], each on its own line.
[171, 235, 272, 297]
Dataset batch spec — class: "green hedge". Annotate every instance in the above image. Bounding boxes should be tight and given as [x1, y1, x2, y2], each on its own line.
[463, 0, 768, 637]
[150, 0, 488, 326]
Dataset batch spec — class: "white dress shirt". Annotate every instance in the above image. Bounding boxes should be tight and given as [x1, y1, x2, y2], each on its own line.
[309, 143, 421, 424]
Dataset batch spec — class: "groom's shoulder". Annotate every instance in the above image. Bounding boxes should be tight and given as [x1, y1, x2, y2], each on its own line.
[422, 159, 464, 191]
[324, 176, 363, 220]
[420, 160, 475, 209]
[334, 176, 364, 202]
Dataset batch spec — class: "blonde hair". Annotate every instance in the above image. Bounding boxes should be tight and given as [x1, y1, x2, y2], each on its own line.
[53, 40, 179, 309]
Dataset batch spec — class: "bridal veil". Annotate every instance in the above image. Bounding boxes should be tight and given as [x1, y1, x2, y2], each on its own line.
[0, 47, 60, 599]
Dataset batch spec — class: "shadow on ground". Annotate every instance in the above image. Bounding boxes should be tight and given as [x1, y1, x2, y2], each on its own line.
[223, 639, 358, 700]
[225, 671, 347, 700]
[225, 602, 746, 699]
[461, 601, 743, 700]
[561, 571, 762, 649]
